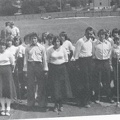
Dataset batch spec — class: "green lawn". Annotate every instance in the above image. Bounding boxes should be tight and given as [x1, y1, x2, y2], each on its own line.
[0, 16, 120, 44]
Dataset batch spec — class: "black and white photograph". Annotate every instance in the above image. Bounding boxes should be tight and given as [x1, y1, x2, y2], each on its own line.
[0, 0, 120, 120]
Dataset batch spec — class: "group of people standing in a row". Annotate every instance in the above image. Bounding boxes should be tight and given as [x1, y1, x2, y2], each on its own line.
[0, 21, 120, 116]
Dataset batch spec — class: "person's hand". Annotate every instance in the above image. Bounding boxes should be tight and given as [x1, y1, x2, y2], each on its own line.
[110, 66, 113, 71]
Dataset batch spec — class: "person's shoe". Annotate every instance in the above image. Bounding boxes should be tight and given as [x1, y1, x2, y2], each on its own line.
[5, 110, 10, 116]
[0, 110, 5, 116]
[108, 99, 115, 104]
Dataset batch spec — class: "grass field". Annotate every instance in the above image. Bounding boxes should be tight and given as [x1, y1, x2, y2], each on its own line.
[0, 16, 120, 44]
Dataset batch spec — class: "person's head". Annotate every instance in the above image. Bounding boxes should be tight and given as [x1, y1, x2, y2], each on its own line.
[5, 21, 10, 27]
[113, 36, 120, 45]
[41, 32, 49, 44]
[112, 28, 119, 38]
[30, 32, 39, 45]
[24, 34, 31, 45]
[105, 29, 111, 39]
[52, 36, 62, 48]
[59, 31, 68, 41]
[97, 29, 106, 41]
[13, 36, 22, 46]
[6, 36, 13, 47]
[85, 27, 94, 40]
[10, 21, 14, 28]
[0, 41, 6, 53]
[46, 33, 54, 46]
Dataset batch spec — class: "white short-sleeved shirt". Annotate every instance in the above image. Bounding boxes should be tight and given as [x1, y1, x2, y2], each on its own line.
[62, 40, 73, 55]
[0, 50, 14, 65]
[47, 46, 68, 65]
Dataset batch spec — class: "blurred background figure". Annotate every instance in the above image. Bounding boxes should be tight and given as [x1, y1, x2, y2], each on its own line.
[9, 21, 20, 39]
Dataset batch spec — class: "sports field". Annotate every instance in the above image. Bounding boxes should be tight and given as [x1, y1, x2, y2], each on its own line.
[0, 16, 120, 44]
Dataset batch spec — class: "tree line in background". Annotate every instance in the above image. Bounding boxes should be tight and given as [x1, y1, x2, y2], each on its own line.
[0, 0, 119, 16]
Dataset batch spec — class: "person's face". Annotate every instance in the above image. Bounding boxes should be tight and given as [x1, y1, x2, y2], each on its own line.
[48, 38, 53, 46]
[15, 39, 20, 46]
[113, 33, 119, 38]
[7, 40, 12, 47]
[24, 38, 30, 45]
[85, 30, 94, 40]
[31, 36, 38, 45]
[99, 33, 105, 41]
[54, 39, 61, 48]
[0, 44, 6, 52]
[60, 36, 65, 41]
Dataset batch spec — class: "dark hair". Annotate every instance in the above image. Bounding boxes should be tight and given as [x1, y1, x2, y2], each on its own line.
[30, 32, 39, 40]
[0, 41, 6, 47]
[85, 27, 93, 33]
[24, 34, 30, 42]
[112, 28, 119, 37]
[41, 32, 49, 43]
[59, 31, 68, 40]
[13, 36, 22, 45]
[46, 33, 54, 40]
[97, 29, 106, 37]
[5, 22, 10, 26]
[52, 36, 63, 45]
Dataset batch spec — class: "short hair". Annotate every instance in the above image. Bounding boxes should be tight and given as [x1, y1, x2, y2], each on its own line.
[24, 34, 30, 42]
[5, 21, 10, 26]
[52, 36, 63, 45]
[112, 28, 119, 37]
[59, 31, 68, 40]
[30, 32, 39, 40]
[85, 27, 93, 33]
[13, 36, 22, 45]
[46, 33, 54, 40]
[0, 41, 6, 46]
[97, 29, 106, 37]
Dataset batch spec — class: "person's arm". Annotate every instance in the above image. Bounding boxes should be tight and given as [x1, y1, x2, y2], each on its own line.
[23, 47, 28, 72]
[74, 39, 82, 60]
[9, 53, 15, 72]
[92, 41, 96, 59]
[42, 47, 48, 71]
[63, 47, 68, 63]
[68, 42, 74, 61]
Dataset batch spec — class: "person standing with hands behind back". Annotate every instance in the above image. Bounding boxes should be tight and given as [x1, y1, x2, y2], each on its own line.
[0, 41, 16, 116]
[23, 32, 48, 110]
[47, 36, 72, 113]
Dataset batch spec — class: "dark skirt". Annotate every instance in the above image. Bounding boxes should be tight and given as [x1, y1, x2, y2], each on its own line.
[48, 63, 73, 100]
[0, 65, 17, 99]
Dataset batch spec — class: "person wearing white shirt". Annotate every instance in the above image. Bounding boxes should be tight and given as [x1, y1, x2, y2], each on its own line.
[47, 36, 72, 112]
[0, 41, 16, 116]
[9, 22, 20, 39]
[93, 29, 114, 103]
[111, 37, 120, 99]
[16, 34, 30, 99]
[74, 27, 94, 108]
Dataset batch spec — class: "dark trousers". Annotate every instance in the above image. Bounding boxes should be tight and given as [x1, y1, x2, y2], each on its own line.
[112, 58, 120, 96]
[77, 57, 93, 105]
[93, 59, 111, 100]
[17, 58, 27, 99]
[27, 61, 47, 107]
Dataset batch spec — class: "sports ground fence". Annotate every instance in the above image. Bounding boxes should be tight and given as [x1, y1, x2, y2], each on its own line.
[0, 10, 120, 21]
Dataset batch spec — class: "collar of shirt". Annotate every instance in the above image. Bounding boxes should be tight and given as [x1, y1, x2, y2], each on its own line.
[97, 39, 108, 44]
[30, 42, 39, 47]
[83, 36, 92, 42]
